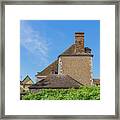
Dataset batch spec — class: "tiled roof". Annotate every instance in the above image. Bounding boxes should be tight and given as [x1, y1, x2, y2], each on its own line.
[59, 44, 92, 56]
[29, 74, 82, 89]
[20, 75, 33, 85]
[36, 60, 58, 76]
[60, 44, 75, 55]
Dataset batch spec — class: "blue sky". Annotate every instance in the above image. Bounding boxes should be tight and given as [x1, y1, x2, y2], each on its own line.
[20, 20, 100, 82]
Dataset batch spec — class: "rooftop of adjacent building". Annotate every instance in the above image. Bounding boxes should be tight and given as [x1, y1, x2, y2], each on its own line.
[29, 74, 83, 89]
[20, 75, 34, 85]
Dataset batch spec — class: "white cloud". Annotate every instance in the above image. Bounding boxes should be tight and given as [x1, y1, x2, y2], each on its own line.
[20, 21, 50, 65]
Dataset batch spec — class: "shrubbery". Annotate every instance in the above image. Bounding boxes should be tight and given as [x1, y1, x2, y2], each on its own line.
[22, 85, 100, 100]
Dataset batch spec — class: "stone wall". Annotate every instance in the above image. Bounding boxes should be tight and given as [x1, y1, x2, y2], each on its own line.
[58, 55, 93, 85]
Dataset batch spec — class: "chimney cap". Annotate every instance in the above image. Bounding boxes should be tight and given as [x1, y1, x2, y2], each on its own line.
[75, 32, 84, 37]
[75, 32, 84, 34]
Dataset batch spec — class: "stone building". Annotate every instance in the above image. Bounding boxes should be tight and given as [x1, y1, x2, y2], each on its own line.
[58, 32, 93, 85]
[20, 75, 34, 92]
[30, 32, 94, 90]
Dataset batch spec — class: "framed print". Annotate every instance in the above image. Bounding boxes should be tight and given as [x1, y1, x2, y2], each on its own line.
[0, 0, 119, 119]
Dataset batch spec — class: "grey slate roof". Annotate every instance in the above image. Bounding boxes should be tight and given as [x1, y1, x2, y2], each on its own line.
[29, 74, 83, 89]
[59, 44, 93, 57]
[36, 60, 58, 76]
[60, 44, 75, 55]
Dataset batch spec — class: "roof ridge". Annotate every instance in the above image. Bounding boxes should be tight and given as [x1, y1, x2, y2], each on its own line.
[21, 75, 33, 84]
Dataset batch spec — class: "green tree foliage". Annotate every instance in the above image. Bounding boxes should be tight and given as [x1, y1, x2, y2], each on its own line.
[22, 86, 100, 100]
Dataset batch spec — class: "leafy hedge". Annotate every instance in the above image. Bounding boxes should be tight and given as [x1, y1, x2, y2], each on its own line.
[22, 86, 100, 100]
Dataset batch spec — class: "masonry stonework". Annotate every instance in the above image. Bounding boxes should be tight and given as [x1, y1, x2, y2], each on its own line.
[58, 55, 93, 85]
[75, 32, 84, 53]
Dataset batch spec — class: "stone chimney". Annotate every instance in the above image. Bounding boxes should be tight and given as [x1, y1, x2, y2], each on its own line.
[75, 32, 84, 53]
